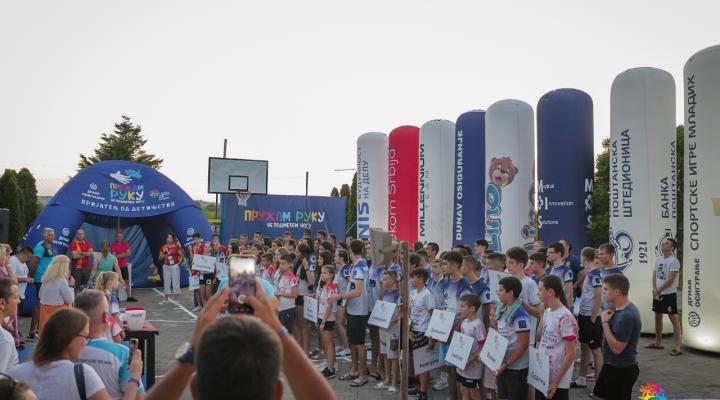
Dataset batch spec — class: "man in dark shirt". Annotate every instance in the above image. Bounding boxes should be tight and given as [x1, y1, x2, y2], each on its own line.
[593, 274, 641, 400]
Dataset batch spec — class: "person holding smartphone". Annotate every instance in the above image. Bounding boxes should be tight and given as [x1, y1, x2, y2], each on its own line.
[75, 289, 145, 400]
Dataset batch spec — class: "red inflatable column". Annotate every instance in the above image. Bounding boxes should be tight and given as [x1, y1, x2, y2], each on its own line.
[388, 126, 419, 242]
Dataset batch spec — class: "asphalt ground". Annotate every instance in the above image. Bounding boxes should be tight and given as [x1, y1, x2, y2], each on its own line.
[17, 288, 720, 399]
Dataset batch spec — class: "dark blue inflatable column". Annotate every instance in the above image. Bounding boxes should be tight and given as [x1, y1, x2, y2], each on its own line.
[536, 89, 594, 251]
[22, 204, 86, 254]
[453, 111, 486, 247]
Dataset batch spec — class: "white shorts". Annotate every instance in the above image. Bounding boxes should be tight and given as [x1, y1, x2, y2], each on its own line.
[483, 366, 496, 390]
[380, 331, 399, 359]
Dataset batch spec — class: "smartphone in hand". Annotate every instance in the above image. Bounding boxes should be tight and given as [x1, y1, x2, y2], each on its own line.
[128, 338, 139, 365]
[228, 255, 256, 314]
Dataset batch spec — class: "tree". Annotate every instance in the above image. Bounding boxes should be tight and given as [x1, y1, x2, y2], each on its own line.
[675, 125, 684, 261]
[587, 137, 610, 246]
[78, 116, 163, 170]
[0, 170, 25, 248]
[17, 168, 39, 228]
[330, 187, 340, 197]
[347, 173, 357, 237]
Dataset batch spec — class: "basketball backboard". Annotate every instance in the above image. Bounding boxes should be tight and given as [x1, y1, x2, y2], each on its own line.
[207, 157, 268, 194]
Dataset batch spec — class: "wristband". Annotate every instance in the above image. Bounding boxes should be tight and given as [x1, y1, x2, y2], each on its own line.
[277, 326, 289, 338]
[128, 377, 142, 387]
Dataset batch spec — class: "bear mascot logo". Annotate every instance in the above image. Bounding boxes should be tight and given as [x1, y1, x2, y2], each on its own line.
[488, 157, 519, 188]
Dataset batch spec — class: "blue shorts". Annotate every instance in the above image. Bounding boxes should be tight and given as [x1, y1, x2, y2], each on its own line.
[438, 343, 450, 364]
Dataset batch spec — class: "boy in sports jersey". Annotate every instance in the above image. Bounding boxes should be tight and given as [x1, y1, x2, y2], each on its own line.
[573, 249, 604, 389]
[482, 252, 506, 398]
[367, 253, 387, 381]
[375, 270, 401, 394]
[275, 255, 299, 335]
[505, 247, 543, 347]
[597, 243, 623, 279]
[456, 293, 487, 400]
[546, 242, 573, 308]
[528, 252, 547, 285]
[493, 276, 531, 400]
[474, 239, 489, 262]
[432, 251, 471, 398]
[333, 249, 351, 357]
[537, 275, 578, 400]
[330, 240, 370, 387]
[409, 268, 434, 400]
[427, 259, 447, 322]
[594, 274, 641, 400]
[461, 255, 493, 329]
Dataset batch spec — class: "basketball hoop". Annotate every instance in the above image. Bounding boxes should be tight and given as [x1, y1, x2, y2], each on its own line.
[235, 190, 252, 207]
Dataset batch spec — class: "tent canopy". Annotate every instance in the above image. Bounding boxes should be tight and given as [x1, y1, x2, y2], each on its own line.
[22, 160, 212, 287]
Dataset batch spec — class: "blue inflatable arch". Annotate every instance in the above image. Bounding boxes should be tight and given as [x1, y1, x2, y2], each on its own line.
[21, 160, 212, 289]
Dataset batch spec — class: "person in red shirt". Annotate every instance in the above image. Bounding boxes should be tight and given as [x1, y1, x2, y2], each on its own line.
[159, 233, 184, 302]
[70, 228, 94, 294]
[110, 231, 136, 302]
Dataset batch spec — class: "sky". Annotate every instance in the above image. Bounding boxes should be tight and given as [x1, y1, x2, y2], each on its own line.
[1, 0, 718, 201]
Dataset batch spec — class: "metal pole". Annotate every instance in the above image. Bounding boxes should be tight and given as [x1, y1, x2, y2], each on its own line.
[400, 241, 410, 400]
[214, 139, 227, 226]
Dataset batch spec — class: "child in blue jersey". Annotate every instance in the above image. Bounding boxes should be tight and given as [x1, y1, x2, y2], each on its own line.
[333, 249, 352, 357]
[432, 251, 471, 398]
[375, 270, 401, 394]
[461, 255, 493, 329]
[547, 242, 574, 308]
[528, 252, 548, 285]
[573, 248, 604, 389]
[492, 276, 531, 400]
[505, 247, 543, 347]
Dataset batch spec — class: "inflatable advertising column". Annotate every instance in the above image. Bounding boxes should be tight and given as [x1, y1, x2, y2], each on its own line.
[388, 126, 419, 243]
[683, 45, 720, 352]
[610, 68, 677, 334]
[453, 111, 486, 247]
[536, 89, 594, 251]
[357, 132, 388, 240]
[484, 100, 535, 252]
[418, 120, 455, 251]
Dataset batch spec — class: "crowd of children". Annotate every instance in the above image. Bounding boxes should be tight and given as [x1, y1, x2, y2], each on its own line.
[178, 229, 644, 400]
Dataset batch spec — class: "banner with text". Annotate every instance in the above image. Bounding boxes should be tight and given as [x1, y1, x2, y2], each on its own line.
[610, 68, 677, 333]
[453, 111, 485, 247]
[220, 194, 346, 243]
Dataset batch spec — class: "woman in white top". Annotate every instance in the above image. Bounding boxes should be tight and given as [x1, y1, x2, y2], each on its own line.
[7, 308, 111, 400]
[38, 255, 75, 334]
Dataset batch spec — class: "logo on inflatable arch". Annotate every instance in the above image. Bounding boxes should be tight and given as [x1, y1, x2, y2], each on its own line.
[610, 228, 634, 272]
[109, 169, 145, 204]
[485, 157, 519, 251]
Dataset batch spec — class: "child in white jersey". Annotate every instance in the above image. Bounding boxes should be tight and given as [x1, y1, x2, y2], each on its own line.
[409, 267, 433, 400]
[375, 270, 401, 394]
[318, 265, 338, 379]
[274, 255, 298, 335]
[456, 293, 486, 400]
[536, 275, 578, 400]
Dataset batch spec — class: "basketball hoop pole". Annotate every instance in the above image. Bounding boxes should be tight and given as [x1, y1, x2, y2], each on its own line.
[214, 139, 228, 225]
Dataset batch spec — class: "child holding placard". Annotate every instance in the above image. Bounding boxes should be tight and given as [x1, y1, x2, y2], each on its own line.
[317, 265, 338, 379]
[375, 270, 401, 394]
[536, 275, 578, 400]
[493, 276, 531, 400]
[456, 293, 486, 400]
[409, 267, 434, 400]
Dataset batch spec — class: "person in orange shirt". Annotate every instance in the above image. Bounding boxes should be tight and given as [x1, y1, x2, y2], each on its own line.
[159, 233, 184, 303]
[70, 229, 94, 295]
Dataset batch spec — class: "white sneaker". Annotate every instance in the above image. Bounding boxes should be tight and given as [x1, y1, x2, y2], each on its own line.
[375, 382, 388, 390]
[571, 377, 587, 388]
[387, 386, 398, 394]
[337, 348, 351, 357]
[432, 376, 448, 391]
